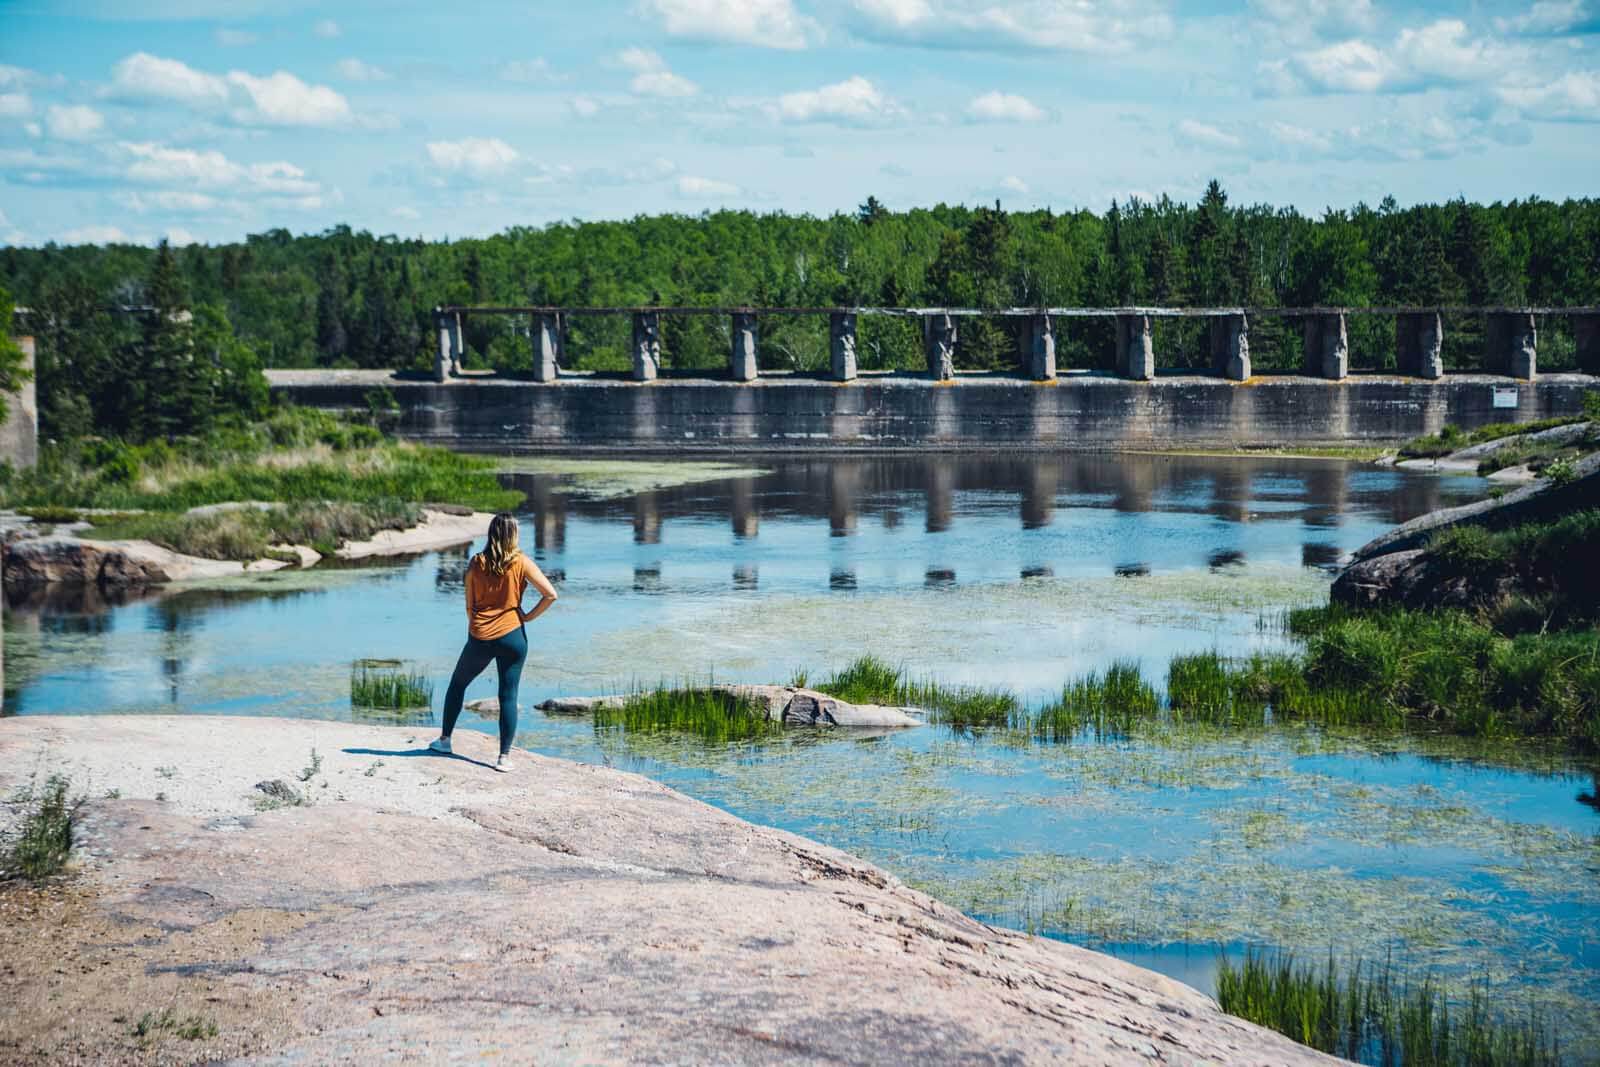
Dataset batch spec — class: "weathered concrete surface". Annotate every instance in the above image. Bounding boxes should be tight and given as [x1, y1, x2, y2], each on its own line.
[0, 716, 1341, 1066]
[266, 369, 1597, 453]
[526, 684, 925, 728]
[0, 335, 37, 470]
[1351, 451, 1600, 561]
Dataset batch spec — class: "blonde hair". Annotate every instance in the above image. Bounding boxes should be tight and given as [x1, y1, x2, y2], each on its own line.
[475, 512, 521, 576]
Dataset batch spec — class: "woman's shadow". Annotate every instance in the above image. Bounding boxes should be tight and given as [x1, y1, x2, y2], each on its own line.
[342, 744, 497, 771]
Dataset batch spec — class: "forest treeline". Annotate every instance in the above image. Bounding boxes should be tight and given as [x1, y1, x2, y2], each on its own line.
[4, 181, 1600, 441]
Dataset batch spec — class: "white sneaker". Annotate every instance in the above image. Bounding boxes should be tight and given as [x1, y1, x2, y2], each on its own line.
[428, 736, 452, 754]
[494, 753, 513, 773]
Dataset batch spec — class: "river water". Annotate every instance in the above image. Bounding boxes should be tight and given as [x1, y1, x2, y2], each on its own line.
[5, 453, 1597, 1051]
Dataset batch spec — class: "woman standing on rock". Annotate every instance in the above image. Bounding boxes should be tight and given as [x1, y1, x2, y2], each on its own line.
[429, 513, 559, 771]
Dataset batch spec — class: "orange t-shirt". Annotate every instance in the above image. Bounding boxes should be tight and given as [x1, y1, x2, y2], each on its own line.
[466, 553, 535, 641]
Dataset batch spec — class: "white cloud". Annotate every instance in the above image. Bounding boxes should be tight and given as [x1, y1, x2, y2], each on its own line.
[1249, 0, 1377, 40]
[641, 0, 818, 49]
[313, 19, 341, 38]
[773, 76, 902, 125]
[965, 90, 1045, 122]
[1499, 70, 1600, 120]
[215, 28, 257, 46]
[999, 175, 1028, 193]
[226, 70, 353, 126]
[45, 104, 105, 141]
[109, 52, 230, 107]
[571, 95, 601, 117]
[1175, 117, 1243, 149]
[676, 175, 740, 198]
[1262, 20, 1523, 96]
[61, 225, 130, 244]
[500, 58, 558, 83]
[106, 52, 354, 127]
[426, 136, 520, 178]
[0, 65, 36, 90]
[116, 190, 223, 214]
[616, 48, 697, 97]
[335, 58, 391, 82]
[1393, 20, 1512, 83]
[849, 0, 1172, 54]
[118, 142, 323, 200]
[1495, 1, 1591, 35]
[392, 205, 421, 220]
[1267, 120, 1334, 152]
[0, 93, 30, 118]
[164, 227, 198, 246]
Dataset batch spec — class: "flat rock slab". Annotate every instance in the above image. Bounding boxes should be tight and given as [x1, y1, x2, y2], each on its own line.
[334, 509, 496, 560]
[531, 684, 925, 728]
[0, 716, 1339, 1066]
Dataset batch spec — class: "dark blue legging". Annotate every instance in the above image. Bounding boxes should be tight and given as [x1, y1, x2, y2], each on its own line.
[440, 626, 527, 755]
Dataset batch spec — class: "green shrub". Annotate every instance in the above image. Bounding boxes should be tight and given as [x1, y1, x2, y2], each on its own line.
[596, 687, 782, 743]
[350, 660, 434, 709]
[1, 774, 79, 882]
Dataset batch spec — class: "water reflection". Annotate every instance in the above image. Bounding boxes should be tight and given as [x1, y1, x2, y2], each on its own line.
[500, 454, 1467, 548]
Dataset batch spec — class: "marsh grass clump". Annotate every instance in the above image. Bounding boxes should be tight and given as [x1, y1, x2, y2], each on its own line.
[595, 687, 782, 744]
[0, 774, 80, 883]
[1217, 950, 1561, 1067]
[816, 656, 1020, 732]
[350, 660, 434, 709]
[132, 1007, 219, 1042]
[1033, 661, 1159, 741]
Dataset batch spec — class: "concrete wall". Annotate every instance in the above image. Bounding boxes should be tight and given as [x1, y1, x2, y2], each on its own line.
[0, 336, 37, 470]
[267, 369, 1597, 453]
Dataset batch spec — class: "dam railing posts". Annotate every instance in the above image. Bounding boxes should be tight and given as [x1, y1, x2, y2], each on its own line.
[429, 305, 1600, 384]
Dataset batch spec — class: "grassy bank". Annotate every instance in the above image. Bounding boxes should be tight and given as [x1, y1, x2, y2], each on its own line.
[1, 406, 522, 560]
[1217, 950, 1560, 1067]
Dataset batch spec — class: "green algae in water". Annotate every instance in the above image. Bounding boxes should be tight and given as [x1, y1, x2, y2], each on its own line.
[487, 457, 770, 499]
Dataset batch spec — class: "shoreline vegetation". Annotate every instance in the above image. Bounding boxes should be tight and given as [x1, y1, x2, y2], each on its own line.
[0, 406, 522, 562]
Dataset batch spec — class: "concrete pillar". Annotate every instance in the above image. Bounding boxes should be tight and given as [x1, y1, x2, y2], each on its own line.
[1022, 314, 1056, 381]
[1303, 313, 1348, 380]
[1396, 312, 1444, 379]
[730, 312, 758, 382]
[1209, 313, 1251, 381]
[531, 312, 560, 383]
[447, 313, 464, 376]
[1577, 314, 1600, 374]
[1115, 313, 1154, 380]
[0, 335, 38, 471]
[924, 313, 956, 380]
[632, 311, 660, 382]
[1486, 311, 1537, 380]
[830, 312, 858, 381]
[433, 310, 450, 383]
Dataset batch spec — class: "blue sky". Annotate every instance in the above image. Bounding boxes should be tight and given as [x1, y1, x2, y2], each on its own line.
[2, 0, 1598, 246]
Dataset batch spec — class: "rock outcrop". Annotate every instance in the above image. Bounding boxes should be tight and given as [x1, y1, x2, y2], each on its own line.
[1331, 547, 1519, 611]
[1, 534, 284, 587]
[526, 684, 925, 728]
[0, 715, 1340, 1065]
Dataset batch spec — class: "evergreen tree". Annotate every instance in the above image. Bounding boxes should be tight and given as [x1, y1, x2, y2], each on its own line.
[315, 251, 349, 365]
[140, 240, 208, 439]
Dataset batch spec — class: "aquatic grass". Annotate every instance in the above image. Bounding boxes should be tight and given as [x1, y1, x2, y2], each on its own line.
[1217, 949, 1561, 1067]
[1, 774, 80, 882]
[350, 659, 434, 709]
[594, 686, 783, 744]
[816, 655, 1021, 732]
[1033, 661, 1159, 741]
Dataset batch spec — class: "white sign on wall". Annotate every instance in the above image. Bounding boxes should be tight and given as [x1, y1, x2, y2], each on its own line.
[1492, 387, 1519, 409]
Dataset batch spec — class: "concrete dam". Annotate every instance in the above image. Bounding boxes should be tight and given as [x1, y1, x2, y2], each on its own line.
[267, 302, 1600, 452]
